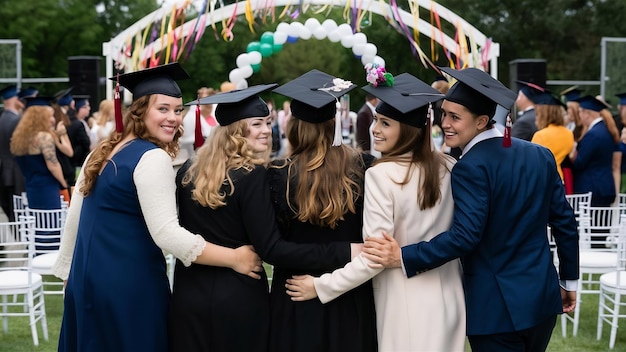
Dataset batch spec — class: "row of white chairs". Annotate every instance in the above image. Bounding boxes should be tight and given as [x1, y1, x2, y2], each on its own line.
[557, 192, 626, 350]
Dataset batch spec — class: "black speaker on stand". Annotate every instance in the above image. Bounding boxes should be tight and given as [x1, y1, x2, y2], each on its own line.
[68, 56, 103, 113]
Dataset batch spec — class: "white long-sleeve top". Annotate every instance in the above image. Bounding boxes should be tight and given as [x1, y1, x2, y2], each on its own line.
[52, 148, 206, 280]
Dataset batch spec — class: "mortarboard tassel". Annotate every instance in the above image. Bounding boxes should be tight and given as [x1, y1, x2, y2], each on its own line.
[114, 73, 124, 133]
[194, 96, 204, 149]
[502, 114, 512, 148]
[332, 101, 343, 147]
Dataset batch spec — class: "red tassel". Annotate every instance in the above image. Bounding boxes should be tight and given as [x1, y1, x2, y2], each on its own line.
[502, 114, 512, 148]
[114, 73, 123, 133]
[193, 97, 204, 149]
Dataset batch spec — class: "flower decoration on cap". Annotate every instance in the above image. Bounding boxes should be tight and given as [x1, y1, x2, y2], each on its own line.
[365, 63, 394, 87]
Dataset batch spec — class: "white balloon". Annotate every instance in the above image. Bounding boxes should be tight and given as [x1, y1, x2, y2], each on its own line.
[236, 53, 250, 68]
[337, 23, 353, 37]
[321, 19, 338, 33]
[327, 30, 341, 43]
[300, 27, 312, 40]
[363, 43, 378, 57]
[304, 18, 321, 31]
[373, 56, 386, 68]
[288, 22, 301, 39]
[248, 51, 262, 65]
[274, 31, 288, 45]
[353, 32, 367, 45]
[276, 22, 290, 34]
[229, 68, 244, 83]
[341, 35, 354, 48]
[312, 27, 327, 40]
[352, 43, 366, 56]
[240, 65, 253, 79]
[361, 55, 375, 66]
[236, 79, 248, 89]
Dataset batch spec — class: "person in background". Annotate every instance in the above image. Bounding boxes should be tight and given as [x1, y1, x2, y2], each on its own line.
[50, 103, 75, 203]
[10, 97, 67, 211]
[74, 95, 97, 151]
[570, 95, 619, 207]
[179, 86, 217, 163]
[268, 70, 377, 352]
[51, 63, 261, 352]
[595, 95, 622, 201]
[0, 85, 25, 220]
[91, 99, 116, 144]
[362, 67, 579, 352]
[285, 72, 465, 351]
[356, 94, 378, 153]
[170, 82, 359, 352]
[531, 93, 574, 186]
[512, 80, 544, 141]
[57, 89, 90, 183]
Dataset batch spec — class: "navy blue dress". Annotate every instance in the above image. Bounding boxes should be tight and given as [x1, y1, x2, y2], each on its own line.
[59, 139, 170, 352]
[14, 154, 61, 210]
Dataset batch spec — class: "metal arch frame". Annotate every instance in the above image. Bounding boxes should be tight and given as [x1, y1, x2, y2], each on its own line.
[102, 0, 500, 97]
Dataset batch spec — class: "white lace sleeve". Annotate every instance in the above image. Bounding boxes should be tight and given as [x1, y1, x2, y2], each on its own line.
[134, 149, 205, 266]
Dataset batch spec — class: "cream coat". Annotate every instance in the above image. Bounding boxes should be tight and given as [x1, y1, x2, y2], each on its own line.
[314, 157, 466, 352]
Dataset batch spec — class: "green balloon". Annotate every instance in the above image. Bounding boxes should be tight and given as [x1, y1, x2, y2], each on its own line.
[272, 43, 283, 53]
[251, 63, 261, 73]
[246, 41, 261, 53]
[260, 32, 274, 45]
[259, 43, 273, 57]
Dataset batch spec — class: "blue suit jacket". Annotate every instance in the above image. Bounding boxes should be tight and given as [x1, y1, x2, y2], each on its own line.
[401, 137, 579, 336]
[572, 121, 616, 206]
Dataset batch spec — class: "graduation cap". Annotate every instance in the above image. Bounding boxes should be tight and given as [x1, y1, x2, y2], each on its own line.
[574, 95, 606, 112]
[272, 69, 357, 124]
[440, 67, 517, 116]
[515, 80, 547, 103]
[74, 95, 90, 110]
[18, 86, 38, 99]
[55, 87, 73, 106]
[1, 85, 19, 100]
[109, 62, 190, 100]
[361, 73, 444, 128]
[24, 96, 54, 109]
[186, 84, 277, 126]
[616, 92, 626, 106]
[560, 86, 582, 102]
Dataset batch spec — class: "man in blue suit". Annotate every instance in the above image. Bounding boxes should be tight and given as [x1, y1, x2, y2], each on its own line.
[570, 95, 617, 207]
[363, 67, 579, 352]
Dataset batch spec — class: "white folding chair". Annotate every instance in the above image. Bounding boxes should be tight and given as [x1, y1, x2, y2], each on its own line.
[11, 194, 27, 222]
[0, 216, 48, 346]
[26, 207, 67, 295]
[597, 213, 626, 349]
[565, 192, 592, 223]
[562, 204, 625, 337]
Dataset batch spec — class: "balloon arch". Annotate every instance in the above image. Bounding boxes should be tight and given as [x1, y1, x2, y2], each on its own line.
[102, 0, 500, 98]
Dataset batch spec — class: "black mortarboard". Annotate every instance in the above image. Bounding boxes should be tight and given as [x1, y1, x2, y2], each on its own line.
[55, 87, 73, 106]
[18, 86, 38, 99]
[560, 86, 582, 102]
[186, 84, 277, 126]
[361, 73, 443, 128]
[440, 67, 517, 117]
[109, 62, 190, 100]
[1, 85, 19, 100]
[24, 96, 54, 109]
[575, 95, 606, 112]
[617, 92, 626, 105]
[535, 93, 566, 108]
[272, 69, 357, 123]
[515, 80, 546, 103]
[74, 95, 90, 110]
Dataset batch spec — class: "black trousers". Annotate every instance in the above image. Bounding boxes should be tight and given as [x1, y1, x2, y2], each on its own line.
[0, 185, 15, 221]
[468, 315, 556, 352]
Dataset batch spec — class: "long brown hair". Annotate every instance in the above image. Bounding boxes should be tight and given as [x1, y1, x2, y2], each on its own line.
[79, 95, 181, 196]
[375, 118, 453, 210]
[274, 118, 365, 229]
[10, 106, 54, 155]
[181, 119, 265, 209]
[600, 108, 620, 144]
[535, 104, 566, 130]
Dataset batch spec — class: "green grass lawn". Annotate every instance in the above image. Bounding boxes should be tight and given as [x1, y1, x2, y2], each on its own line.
[1, 275, 625, 351]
